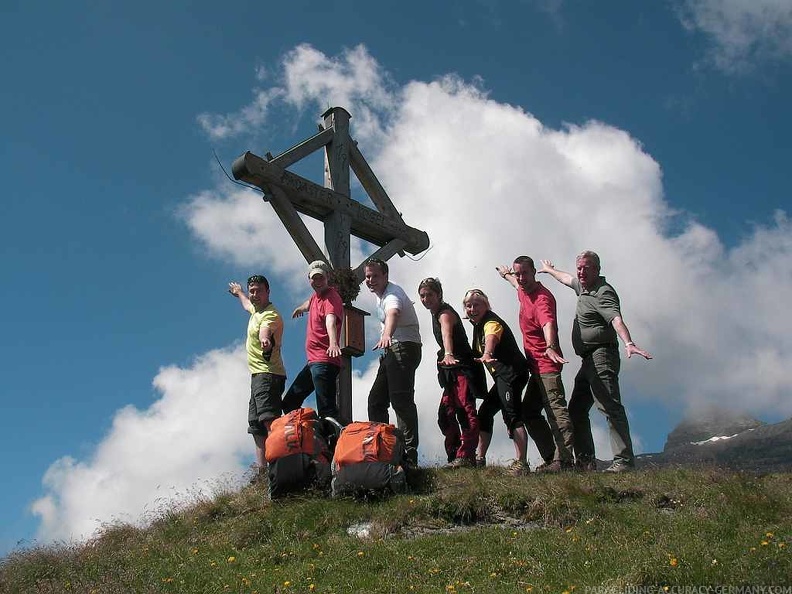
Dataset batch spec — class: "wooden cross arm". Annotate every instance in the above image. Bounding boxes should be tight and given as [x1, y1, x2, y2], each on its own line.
[232, 151, 429, 255]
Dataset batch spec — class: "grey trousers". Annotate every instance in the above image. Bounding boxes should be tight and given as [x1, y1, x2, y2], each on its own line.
[568, 345, 634, 465]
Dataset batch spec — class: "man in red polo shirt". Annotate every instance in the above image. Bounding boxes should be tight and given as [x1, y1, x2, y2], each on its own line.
[497, 256, 574, 472]
[281, 260, 344, 423]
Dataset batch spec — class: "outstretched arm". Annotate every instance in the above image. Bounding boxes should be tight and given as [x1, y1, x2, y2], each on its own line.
[438, 311, 460, 366]
[291, 297, 311, 318]
[373, 308, 400, 350]
[476, 333, 500, 365]
[541, 322, 568, 365]
[496, 264, 519, 290]
[537, 260, 574, 287]
[611, 316, 652, 360]
[228, 282, 253, 312]
[325, 313, 342, 357]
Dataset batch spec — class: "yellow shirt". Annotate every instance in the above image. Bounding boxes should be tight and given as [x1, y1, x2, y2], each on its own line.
[246, 303, 286, 376]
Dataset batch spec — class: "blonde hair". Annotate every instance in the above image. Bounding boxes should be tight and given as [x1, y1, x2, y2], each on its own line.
[462, 288, 490, 309]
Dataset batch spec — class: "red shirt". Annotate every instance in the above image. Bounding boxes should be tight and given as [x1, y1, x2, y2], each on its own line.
[306, 287, 344, 365]
[517, 282, 563, 374]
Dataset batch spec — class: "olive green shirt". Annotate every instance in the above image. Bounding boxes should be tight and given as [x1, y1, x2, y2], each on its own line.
[570, 277, 620, 356]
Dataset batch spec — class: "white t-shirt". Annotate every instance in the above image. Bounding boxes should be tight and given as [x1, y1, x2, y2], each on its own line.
[376, 282, 422, 344]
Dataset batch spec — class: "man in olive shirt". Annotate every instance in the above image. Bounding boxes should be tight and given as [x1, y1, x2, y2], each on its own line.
[228, 275, 287, 480]
[539, 251, 652, 472]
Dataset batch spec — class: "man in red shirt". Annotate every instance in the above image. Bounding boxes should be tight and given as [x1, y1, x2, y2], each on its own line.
[282, 260, 345, 422]
[497, 256, 574, 472]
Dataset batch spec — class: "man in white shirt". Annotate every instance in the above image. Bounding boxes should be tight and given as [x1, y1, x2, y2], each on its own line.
[364, 258, 423, 466]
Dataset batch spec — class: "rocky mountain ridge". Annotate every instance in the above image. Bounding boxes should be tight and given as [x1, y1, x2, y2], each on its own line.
[636, 408, 792, 473]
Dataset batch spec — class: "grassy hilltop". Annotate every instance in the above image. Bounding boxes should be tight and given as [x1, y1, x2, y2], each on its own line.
[1, 466, 790, 593]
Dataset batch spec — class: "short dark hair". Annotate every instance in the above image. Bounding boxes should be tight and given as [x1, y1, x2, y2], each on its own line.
[418, 277, 443, 300]
[365, 257, 388, 275]
[512, 255, 535, 269]
[247, 274, 270, 290]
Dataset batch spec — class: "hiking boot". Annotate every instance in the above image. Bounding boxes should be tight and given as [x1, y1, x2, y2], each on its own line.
[574, 458, 598, 472]
[505, 459, 530, 476]
[445, 457, 475, 469]
[603, 460, 635, 473]
[535, 460, 568, 474]
[475, 456, 487, 468]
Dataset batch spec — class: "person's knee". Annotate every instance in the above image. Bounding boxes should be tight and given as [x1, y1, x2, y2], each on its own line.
[248, 414, 275, 437]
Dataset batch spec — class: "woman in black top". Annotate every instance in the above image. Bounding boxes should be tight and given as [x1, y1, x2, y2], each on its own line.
[463, 288, 531, 476]
[418, 278, 483, 468]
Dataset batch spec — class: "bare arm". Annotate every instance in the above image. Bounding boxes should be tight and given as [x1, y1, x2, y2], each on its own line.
[291, 297, 311, 318]
[259, 323, 274, 354]
[611, 316, 652, 360]
[228, 282, 253, 312]
[496, 264, 519, 290]
[438, 311, 459, 366]
[537, 260, 574, 287]
[541, 321, 568, 365]
[373, 307, 400, 350]
[476, 333, 500, 364]
[325, 313, 342, 357]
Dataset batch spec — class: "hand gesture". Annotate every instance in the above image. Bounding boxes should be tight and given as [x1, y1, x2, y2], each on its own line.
[475, 352, 497, 365]
[440, 352, 459, 366]
[228, 282, 243, 296]
[373, 335, 392, 350]
[544, 346, 568, 365]
[626, 343, 653, 360]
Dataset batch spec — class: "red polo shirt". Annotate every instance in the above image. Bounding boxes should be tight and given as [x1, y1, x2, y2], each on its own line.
[517, 282, 563, 374]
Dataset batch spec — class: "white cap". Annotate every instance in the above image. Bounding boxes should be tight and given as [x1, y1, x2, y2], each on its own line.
[308, 260, 330, 278]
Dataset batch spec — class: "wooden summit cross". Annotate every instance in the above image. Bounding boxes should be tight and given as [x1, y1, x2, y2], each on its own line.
[231, 106, 429, 423]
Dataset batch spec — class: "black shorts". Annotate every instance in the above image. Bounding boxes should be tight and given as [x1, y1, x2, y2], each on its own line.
[248, 373, 286, 435]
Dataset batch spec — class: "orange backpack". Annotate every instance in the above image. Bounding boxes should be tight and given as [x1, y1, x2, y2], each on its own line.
[265, 407, 327, 463]
[265, 408, 332, 498]
[331, 421, 406, 496]
[333, 421, 403, 466]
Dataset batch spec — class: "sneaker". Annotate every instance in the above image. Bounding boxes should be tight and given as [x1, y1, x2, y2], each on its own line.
[445, 457, 475, 469]
[603, 460, 635, 473]
[506, 459, 530, 476]
[475, 456, 487, 468]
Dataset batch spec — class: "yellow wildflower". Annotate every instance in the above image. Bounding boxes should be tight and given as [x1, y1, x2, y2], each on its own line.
[669, 558, 678, 567]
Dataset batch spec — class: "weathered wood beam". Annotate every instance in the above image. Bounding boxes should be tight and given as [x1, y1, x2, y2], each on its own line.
[352, 239, 408, 282]
[349, 142, 402, 221]
[323, 108, 352, 270]
[232, 151, 429, 255]
[268, 127, 335, 169]
[267, 185, 325, 263]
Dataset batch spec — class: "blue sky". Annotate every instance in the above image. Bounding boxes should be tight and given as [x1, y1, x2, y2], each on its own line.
[2, 1, 791, 555]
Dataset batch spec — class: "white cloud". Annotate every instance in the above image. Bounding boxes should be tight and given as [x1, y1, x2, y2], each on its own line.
[678, 0, 792, 73]
[31, 347, 251, 543]
[197, 87, 285, 141]
[33, 43, 792, 544]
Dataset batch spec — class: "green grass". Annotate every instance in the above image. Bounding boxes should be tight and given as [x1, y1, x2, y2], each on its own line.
[1, 467, 790, 593]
